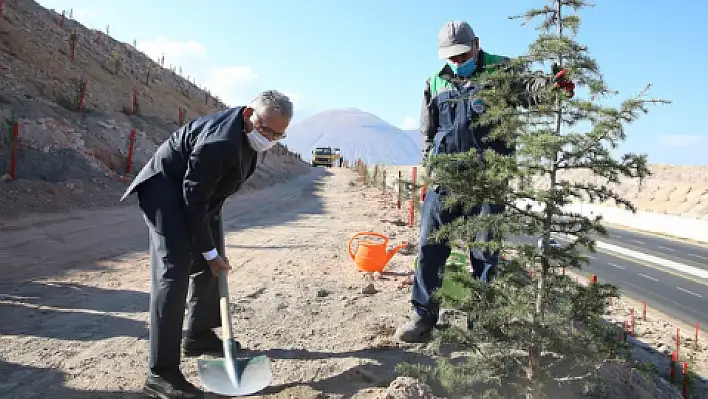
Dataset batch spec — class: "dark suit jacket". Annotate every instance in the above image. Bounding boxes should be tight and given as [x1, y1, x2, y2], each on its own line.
[120, 106, 258, 253]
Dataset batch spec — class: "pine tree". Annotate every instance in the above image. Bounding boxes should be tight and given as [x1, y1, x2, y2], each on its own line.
[398, 1, 669, 397]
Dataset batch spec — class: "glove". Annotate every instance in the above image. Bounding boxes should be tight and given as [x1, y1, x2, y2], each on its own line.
[552, 62, 575, 98]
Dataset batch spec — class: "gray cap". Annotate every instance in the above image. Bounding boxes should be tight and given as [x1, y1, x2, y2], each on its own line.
[437, 20, 476, 59]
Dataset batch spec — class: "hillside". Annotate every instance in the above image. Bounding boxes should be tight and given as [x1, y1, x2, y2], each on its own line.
[531, 166, 708, 220]
[381, 163, 708, 222]
[281, 108, 423, 166]
[0, 0, 309, 219]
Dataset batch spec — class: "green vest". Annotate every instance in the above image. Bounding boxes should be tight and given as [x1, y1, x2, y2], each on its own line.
[429, 51, 509, 97]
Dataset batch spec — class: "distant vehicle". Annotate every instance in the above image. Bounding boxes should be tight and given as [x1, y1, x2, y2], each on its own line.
[537, 237, 561, 249]
[311, 147, 341, 167]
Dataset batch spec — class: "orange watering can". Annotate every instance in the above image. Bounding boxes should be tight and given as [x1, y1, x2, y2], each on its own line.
[347, 231, 408, 273]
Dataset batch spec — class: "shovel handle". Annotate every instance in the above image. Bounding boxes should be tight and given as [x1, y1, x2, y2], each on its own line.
[218, 269, 234, 341]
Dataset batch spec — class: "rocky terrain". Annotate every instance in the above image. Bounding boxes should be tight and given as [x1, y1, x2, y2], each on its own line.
[0, 0, 309, 219]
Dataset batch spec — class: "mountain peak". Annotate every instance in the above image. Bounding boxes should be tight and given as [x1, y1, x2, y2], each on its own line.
[282, 108, 422, 166]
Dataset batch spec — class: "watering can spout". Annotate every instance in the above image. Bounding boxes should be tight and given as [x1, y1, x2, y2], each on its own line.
[386, 242, 409, 264]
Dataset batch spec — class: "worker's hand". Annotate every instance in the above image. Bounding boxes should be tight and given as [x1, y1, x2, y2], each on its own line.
[551, 62, 575, 98]
[207, 256, 231, 276]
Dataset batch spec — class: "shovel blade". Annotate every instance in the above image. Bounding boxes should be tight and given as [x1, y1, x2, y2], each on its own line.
[197, 355, 272, 397]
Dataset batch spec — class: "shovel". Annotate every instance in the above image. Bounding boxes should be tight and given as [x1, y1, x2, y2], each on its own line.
[197, 269, 273, 396]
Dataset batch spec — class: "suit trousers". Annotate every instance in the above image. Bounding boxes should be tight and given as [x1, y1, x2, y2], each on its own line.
[137, 175, 224, 372]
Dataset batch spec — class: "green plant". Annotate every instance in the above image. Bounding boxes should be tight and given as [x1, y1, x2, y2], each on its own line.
[69, 28, 78, 61]
[402, 0, 669, 397]
[110, 51, 122, 75]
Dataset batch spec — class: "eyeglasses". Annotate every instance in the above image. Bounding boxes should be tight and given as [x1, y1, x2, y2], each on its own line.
[255, 116, 287, 140]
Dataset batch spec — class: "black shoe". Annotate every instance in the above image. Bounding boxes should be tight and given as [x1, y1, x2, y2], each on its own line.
[142, 369, 204, 399]
[183, 330, 241, 357]
[394, 312, 436, 343]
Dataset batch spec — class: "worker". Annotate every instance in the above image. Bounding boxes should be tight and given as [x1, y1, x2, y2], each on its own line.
[395, 20, 575, 343]
[120, 90, 293, 398]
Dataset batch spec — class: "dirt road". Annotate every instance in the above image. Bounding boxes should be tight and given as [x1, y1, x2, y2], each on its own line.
[0, 167, 426, 398]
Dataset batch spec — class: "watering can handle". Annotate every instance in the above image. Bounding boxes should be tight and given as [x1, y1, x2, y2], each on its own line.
[347, 231, 389, 261]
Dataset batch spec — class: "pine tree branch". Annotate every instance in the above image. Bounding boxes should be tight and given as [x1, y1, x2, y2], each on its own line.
[553, 358, 608, 382]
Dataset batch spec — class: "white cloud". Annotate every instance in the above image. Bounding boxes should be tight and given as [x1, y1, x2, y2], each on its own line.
[137, 37, 302, 109]
[658, 134, 704, 148]
[400, 116, 418, 130]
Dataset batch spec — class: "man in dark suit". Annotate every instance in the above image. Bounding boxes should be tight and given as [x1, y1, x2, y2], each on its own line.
[120, 90, 293, 398]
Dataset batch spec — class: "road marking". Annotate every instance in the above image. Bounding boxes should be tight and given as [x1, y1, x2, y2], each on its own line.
[608, 262, 625, 269]
[614, 278, 708, 321]
[550, 233, 708, 286]
[631, 239, 646, 245]
[676, 286, 703, 298]
[688, 253, 708, 260]
[638, 273, 659, 282]
[657, 245, 675, 252]
[593, 239, 708, 280]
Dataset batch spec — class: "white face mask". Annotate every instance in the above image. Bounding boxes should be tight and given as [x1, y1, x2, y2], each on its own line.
[246, 129, 276, 152]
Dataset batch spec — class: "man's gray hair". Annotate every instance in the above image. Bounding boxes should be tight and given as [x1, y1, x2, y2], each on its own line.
[249, 90, 294, 120]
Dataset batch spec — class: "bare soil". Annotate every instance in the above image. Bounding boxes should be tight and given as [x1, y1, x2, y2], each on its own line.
[0, 167, 702, 398]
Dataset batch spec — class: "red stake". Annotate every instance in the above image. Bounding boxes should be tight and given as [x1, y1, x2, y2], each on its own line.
[682, 362, 688, 398]
[9, 122, 19, 179]
[408, 167, 417, 228]
[631, 308, 635, 336]
[676, 328, 680, 356]
[670, 351, 677, 384]
[643, 299, 647, 320]
[125, 130, 136, 174]
[178, 107, 183, 125]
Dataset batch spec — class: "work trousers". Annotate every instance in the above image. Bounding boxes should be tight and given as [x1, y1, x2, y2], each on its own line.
[137, 175, 224, 373]
[411, 186, 504, 324]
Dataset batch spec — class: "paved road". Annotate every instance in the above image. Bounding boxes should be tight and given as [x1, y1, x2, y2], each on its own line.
[573, 243, 708, 329]
[512, 231, 708, 330]
[601, 225, 708, 270]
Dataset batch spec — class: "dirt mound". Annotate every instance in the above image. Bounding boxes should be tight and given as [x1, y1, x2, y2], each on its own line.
[0, 0, 308, 219]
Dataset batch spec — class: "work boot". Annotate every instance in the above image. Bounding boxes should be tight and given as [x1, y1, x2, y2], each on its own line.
[394, 312, 435, 343]
[183, 330, 241, 357]
[142, 369, 204, 399]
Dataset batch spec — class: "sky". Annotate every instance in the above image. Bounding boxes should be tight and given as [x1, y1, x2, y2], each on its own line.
[36, 0, 708, 166]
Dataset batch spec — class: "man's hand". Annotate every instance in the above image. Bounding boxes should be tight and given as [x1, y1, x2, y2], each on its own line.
[552, 63, 575, 98]
[207, 255, 231, 276]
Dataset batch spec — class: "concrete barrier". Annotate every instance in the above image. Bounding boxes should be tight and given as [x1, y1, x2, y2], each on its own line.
[375, 166, 708, 244]
[564, 202, 708, 244]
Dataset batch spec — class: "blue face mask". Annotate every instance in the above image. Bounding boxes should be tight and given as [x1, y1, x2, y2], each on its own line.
[447, 57, 477, 78]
